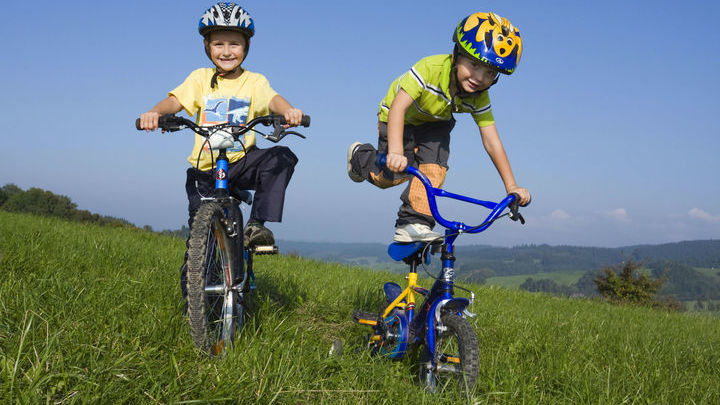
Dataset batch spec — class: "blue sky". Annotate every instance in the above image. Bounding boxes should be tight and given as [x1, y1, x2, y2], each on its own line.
[1, 1, 719, 247]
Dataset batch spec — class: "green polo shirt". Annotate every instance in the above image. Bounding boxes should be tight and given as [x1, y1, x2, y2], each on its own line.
[378, 54, 495, 127]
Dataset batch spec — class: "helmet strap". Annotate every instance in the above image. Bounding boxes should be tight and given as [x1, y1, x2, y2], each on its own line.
[210, 66, 242, 89]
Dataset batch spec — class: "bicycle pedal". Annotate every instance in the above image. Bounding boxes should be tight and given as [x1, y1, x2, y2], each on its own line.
[353, 310, 379, 326]
[252, 245, 278, 255]
[368, 334, 382, 343]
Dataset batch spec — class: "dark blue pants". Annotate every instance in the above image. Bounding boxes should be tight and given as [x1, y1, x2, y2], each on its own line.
[185, 145, 298, 227]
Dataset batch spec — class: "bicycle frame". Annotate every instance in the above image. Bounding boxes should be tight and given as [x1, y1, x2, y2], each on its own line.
[374, 154, 522, 364]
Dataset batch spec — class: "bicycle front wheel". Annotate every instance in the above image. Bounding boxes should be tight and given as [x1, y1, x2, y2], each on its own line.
[420, 312, 479, 392]
[186, 202, 243, 356]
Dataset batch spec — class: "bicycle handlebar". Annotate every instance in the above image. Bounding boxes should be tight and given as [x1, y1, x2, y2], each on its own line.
[135, 113, 310, 143]
[376, 153, 526, 233]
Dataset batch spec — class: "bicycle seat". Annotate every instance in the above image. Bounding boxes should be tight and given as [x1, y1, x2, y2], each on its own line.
[388, 241, 439, 264]
[229, 186, 253, 205]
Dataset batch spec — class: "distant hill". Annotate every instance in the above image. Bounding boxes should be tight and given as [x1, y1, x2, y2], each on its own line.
[278, 239, 720, 276]
[278, 239, 720, 304]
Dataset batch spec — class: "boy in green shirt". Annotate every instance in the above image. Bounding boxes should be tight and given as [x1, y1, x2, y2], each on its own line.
[348, 11, 531, 242]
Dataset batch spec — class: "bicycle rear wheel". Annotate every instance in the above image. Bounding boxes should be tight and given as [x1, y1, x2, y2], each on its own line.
[420, 312, 479, 392]
[186, 202, 243, 356]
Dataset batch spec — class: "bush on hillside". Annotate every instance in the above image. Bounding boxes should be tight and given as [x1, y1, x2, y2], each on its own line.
[594, 260, 682, 311]
[0, 183, 23, 206]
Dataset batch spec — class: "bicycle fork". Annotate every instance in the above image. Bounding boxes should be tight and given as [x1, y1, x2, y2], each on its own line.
[420, 243, 474, 384]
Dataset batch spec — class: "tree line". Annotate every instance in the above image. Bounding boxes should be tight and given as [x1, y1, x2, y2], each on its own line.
[0, 184, 135, 227]
[456, 241, 720, 278]
[1, 183, 191, 238]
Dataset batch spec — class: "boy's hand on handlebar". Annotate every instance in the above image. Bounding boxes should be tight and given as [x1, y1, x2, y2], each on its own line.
[139, 111, 161, 131]
[507, 185, 531, 206]
[282, 108, 303, 127]
[386, 152, 408, 173]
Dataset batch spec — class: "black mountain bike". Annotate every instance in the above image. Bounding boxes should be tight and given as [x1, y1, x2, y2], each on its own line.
[136, 113, 309, 355]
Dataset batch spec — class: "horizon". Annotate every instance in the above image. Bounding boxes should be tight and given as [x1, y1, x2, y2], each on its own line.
[1, 0, 718, 248]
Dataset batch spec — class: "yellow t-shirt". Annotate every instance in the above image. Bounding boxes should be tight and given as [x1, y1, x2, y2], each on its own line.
[170, 68, 278, 171]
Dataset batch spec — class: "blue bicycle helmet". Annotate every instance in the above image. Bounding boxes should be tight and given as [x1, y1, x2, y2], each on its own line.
[199, 2, 255, 38]
[453, 12, 522, 75]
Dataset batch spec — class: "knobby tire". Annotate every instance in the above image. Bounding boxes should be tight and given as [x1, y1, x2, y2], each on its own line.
[186, 202, 243, 355]
[422, 312, 479, 392]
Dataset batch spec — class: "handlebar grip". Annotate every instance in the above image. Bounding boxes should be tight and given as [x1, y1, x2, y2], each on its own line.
[135, 114, 184, 131]
[509, 192, 531, 207]
[273, 115, 311, 127]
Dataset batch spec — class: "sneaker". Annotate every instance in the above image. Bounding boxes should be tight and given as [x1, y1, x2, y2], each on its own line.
[393, 223, 443, 243]
[347, 142, 364, 182]
[244, 222, 275, 247]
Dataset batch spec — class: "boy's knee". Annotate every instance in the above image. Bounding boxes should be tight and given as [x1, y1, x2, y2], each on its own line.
[271, 145, 298, 167]
[418, 163, 447, 185]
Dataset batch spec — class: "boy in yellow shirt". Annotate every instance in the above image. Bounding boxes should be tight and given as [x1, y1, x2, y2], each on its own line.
[348, 12, 531, 242]
[139, 3, 304, 296]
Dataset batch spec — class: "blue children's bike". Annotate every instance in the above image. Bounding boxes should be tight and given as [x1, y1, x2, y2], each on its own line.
[353, 155, 527, 392]
[136, 113, 309, 356]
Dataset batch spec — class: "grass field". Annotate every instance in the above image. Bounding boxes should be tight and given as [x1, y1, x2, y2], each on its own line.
[2, 211, 719, 404]
[696, 267, 720, 281]
[484, 271, 586, 289]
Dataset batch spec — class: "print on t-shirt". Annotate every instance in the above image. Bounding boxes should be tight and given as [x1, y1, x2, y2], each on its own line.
[201, 96, 251, 153]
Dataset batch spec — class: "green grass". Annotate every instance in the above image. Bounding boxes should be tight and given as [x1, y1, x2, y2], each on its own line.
[2, 210, 719, 404]
[695, 267, 720, 281]
[485, 271, 586, 289]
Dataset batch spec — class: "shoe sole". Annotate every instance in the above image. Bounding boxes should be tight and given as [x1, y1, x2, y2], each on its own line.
[347, 142, 364, 182]
[393, 233, 443, 243]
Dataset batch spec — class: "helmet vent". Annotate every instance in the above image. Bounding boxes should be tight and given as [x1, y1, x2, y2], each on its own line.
[199, 3, 255, 38]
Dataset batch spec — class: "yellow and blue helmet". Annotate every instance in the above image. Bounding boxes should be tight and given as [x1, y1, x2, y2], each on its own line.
[199, 2, 255, 38]
[453, 12, 522, 75]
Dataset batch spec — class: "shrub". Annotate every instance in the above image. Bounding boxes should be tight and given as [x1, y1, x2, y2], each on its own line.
[594, 260, 674, 310]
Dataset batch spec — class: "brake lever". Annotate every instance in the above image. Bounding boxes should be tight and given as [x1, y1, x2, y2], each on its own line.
[509, 208, 526, 225]
[267, 125, 284, 142]
[266, 127, 306, 143]
[282, 130, 306, 139]
[508, 195, 526, 225]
